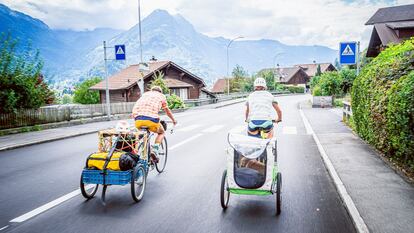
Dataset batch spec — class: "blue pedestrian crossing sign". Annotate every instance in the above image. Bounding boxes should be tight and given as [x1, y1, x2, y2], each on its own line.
[339, 42, 357, 65]
[115, 45, 126, 60]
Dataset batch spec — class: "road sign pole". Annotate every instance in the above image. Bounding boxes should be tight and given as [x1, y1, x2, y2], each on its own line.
[356, 41, 360, 76]
[103, 41, 111, 119]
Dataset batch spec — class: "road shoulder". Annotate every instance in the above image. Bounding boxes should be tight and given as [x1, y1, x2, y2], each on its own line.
[301, 104, 414, 233]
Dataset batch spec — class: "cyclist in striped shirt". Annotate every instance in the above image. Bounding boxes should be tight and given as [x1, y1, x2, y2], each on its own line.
[132, 86, 177, 161]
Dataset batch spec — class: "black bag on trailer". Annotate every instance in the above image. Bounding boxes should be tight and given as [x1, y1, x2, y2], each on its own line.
[119, 152, 140, 171]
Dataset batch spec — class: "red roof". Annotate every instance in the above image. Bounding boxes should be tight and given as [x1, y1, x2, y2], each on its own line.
[211, 78, 228, 93]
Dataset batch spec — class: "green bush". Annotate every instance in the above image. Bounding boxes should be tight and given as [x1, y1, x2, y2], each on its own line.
[312, 86, 322, 96]
[351, 38, 414, 172]
[167, 94, 186, 109]
[285, 86, 304, 93]
[73, 77, 102, 104]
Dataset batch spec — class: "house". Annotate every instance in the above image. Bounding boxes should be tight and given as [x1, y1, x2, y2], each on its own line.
[365, 4, 414, 57]
[259, 67, 310, 86]
[211, 78, 228, 94]
[90, 61, 206, 103]
[294, 63, 336, 78]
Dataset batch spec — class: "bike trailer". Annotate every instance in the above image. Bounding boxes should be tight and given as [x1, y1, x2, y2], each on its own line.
[226, 133, 276, 193]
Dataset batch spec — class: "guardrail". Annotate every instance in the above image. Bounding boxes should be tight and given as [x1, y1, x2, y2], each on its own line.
[343, 101, 352, 122]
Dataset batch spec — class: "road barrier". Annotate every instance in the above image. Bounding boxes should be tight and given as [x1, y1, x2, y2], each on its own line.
[342, 101, 352, 122]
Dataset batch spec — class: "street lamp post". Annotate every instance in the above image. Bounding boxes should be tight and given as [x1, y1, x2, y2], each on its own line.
[226, 36, 243, 95]
[273, 52, 284, 80]
[137, 0, 144, 94]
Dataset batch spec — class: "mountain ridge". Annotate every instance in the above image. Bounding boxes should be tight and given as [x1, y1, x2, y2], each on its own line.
[0, 4, 338, 86]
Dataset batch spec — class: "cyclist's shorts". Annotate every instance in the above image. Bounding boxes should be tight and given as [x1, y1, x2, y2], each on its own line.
[135, 115, 161, 132]
[248, 120, 273, 132]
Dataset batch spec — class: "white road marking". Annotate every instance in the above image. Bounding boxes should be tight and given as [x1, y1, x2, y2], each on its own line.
[10, 184, 94, 223]
[229, 125, 246, 133]
[299, 108, 313, 135]
[0, 226, 9, 231]
[299, 106, 369, 233]
[169, 133, 203, 150]
[202, 125, 225, 133]
[282, 126, 297, 135]
[176, 124, 202, 132]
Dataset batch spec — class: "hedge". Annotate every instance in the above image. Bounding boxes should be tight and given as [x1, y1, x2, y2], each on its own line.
[285, 86, 304, 93]
[351, 38, 414, 172]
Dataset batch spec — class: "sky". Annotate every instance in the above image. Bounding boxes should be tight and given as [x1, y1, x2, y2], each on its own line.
[1, 0, 412, 49]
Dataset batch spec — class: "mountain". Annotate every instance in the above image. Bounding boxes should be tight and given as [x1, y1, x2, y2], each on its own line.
[0, 4, 122, 78]
[0, 4, 337, 86]
[79, 9, 338, 85]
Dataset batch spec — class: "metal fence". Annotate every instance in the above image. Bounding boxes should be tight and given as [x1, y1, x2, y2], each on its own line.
[0, 90, 291, 130]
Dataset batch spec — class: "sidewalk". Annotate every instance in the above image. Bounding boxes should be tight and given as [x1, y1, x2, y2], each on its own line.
[0, 98, 247, 151]
[302, 105, 414, 233]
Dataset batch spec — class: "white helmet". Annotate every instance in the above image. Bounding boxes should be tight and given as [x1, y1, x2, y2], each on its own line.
[115, 120, 130, 133]
[254, 78, 267, 88]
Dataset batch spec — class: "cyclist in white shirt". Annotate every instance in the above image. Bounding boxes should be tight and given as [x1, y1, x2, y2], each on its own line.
[245, 78, 282, 138]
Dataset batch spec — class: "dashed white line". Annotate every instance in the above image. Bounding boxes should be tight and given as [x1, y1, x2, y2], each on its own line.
[176, 124, 202, 132]
[202, 125, 225, 133]
[169, 133, 203, 150]
[0, 226, 9, 231]
[299, 106, 369, 233]
[229, 125, 246, 133]
[10, 184, 94, 223]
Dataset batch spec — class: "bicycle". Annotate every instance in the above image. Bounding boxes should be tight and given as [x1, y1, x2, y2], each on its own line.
[80, 120, 172, 205]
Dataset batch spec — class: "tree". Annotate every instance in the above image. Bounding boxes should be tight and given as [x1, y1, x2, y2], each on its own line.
[315, 64, 322, 76]
[150, 71, 169, 94]
[61, 94, 73, 104]
[0, 33, 55, 113]
[73, 77, 102, 104]
[339, 68, 357, 93]
[256, 69, 276, 90]
[232, 65, 248, 78]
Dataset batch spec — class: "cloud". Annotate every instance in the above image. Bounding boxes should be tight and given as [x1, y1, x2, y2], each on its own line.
[0, 0, 406, 49]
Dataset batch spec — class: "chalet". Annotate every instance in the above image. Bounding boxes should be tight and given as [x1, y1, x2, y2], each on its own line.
[365, 4, 414, 57]
[259, 67, 310, 86]
[90, 61, 207, 103]
[294, 63, 336, 78]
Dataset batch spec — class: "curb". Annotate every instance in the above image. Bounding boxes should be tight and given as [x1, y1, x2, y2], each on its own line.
[298, 104, 370, 233]
[0, 129, 102, 151]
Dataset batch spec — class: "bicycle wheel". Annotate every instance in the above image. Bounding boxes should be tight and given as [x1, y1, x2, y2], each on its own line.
[131, 164, 147, 202]
[80, 174, 98, 199]
[276, 172, 282, 215]
[155, 137, 168, 173]
[220, 170, 230, 209]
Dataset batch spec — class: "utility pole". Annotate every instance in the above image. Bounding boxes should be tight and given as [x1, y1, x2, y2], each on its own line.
[226, 36, 243, 95]
[103, 41, 111, 119]
[356, 41, 360, 76]
[137, 0, 145, 94]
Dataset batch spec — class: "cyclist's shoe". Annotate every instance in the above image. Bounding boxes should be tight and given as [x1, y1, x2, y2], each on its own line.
[150, 144, 160, 163]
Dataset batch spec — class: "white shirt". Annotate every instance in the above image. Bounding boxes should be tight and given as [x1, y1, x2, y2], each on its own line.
[247, 90, 277, 121]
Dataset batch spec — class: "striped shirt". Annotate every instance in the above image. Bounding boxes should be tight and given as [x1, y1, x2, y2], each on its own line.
[132, 91, 167, 119]
[246, 90, 277, 121]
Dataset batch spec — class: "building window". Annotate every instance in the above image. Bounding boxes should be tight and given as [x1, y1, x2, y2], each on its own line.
[171, 88, 188, 100]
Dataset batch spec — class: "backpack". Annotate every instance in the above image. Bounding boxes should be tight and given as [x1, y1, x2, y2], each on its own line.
[119, 152, 140, 171]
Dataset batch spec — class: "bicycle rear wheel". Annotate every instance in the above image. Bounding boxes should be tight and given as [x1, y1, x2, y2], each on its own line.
[131, 164, 147, 202]
[155, 137, 168, 173]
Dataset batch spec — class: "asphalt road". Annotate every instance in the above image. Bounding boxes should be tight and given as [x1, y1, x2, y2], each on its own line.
[0, 95, 356, 233]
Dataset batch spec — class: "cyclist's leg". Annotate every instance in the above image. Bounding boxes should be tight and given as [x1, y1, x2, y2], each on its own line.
[154, 123, 165, 144]
[263, 121, 274, 139]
